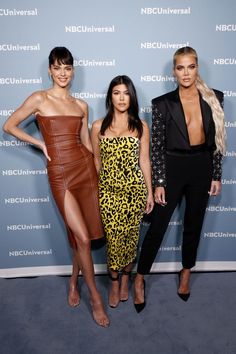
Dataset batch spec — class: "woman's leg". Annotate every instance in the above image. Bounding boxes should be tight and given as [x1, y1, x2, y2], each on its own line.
[68, 253, 81, 307]
[108, 269, 120, 308]
[134, 203, 173, 306]
[178, 268, 191, 295]
[64, 190, 109, 327]
[134, 273, 145, 307]
[108, 262, 134, 306]
[120, 262, 133, 302]
[134, 202, 178, 306]
[179, 152, 212, 294]
[135, 155, 185, 305]
[137, 203, 176, 275]
[179, 188, 210, 294]
[182, 184, 210, 271]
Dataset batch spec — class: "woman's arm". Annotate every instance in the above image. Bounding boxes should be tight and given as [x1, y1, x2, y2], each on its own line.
[139, 121, 154, 214]
[151, 101, 168, 206]
[210, 90, 225, 196]
[78, 100, 93, 153]
[91, 119, 103, 173]
[3, 91, 50, 160]
[151, 102, 166, 188]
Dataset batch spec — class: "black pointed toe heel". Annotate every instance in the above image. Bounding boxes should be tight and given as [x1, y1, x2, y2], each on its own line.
[177, 291, 190, 302]
[134, 280, 146, 313]
[177, 270, 190, 302]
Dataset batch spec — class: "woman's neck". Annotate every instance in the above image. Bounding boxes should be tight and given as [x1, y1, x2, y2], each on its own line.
[48, 86, 70, 100]
[112, 111, 129, 125]
[179, 85, 198, 99]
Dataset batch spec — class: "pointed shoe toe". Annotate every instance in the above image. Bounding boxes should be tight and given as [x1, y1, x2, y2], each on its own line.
[134, 279, 146, 313]
[134, 301, 146, 313]
[177, 291, 190, 302]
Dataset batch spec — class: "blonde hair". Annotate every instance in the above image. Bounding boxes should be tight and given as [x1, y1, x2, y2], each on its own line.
[173, 46, 226, 154]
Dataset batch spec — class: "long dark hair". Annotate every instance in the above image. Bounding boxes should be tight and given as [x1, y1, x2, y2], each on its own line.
[48, 46, 74, 66]
[100, 75, 143, 138]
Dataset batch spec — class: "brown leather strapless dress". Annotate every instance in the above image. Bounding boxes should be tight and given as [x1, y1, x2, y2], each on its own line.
[36, 114, 104, 248]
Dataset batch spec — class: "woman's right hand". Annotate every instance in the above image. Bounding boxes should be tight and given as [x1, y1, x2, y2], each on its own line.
[145, 192, 154, 214]
[39, 142, 51, 161]
[154, 186, 167, 207]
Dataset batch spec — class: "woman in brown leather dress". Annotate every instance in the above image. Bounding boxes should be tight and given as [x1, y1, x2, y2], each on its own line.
[3, 47, 109, 327]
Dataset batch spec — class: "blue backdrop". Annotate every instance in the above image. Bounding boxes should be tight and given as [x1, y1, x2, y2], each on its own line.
[0, 0, 235, 277]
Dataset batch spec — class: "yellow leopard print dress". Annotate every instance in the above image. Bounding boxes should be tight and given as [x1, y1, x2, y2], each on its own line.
[99, 136, 147, 271]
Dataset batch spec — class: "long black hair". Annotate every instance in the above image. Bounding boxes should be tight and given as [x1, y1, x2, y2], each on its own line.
[100, 75, 143, 138]
[48, 46, 74, 66]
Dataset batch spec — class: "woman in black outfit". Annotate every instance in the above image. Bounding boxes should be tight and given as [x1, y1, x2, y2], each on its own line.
[134, 46, 226, 312]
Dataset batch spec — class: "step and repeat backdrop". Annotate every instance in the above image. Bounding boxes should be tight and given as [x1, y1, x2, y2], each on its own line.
[0, 0, 235, 277]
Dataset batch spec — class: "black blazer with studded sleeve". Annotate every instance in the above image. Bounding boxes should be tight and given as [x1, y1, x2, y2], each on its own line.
[151, 88, 224, 188]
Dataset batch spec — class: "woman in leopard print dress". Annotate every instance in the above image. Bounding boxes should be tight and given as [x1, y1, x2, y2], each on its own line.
[91, 75, 154, 308]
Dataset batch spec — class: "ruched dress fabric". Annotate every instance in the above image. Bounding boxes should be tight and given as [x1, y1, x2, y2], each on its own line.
[99, 136, 147, 270]
[36, 115, 103, 248]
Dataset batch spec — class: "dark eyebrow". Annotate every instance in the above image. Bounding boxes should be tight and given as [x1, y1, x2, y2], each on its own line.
[52, 64, 72, 68]
[176, 63, 196, 68]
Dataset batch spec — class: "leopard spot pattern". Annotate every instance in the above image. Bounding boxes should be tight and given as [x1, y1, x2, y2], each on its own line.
[99, 137, 147, 270]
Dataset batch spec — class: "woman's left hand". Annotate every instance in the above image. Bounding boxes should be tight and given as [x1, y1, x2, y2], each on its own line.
[208, 181, 222, 196]
[145, 193, 154, 214]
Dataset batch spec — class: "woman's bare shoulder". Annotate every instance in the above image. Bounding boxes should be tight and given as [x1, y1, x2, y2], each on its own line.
[92, 118, 103, 129]
[141, 119, 150, 131]
[26, 90, 47, 104]
[74, 98, 88, 111]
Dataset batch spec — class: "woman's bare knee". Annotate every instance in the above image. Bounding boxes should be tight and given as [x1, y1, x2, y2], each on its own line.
[75, 235, 90, 249]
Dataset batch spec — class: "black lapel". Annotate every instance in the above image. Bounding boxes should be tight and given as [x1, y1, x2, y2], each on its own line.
[199, 94, 212, 136]
[165, 88, 189, 143]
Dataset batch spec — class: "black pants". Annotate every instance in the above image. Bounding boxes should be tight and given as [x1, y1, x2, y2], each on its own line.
[137, 149, 212, 274]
